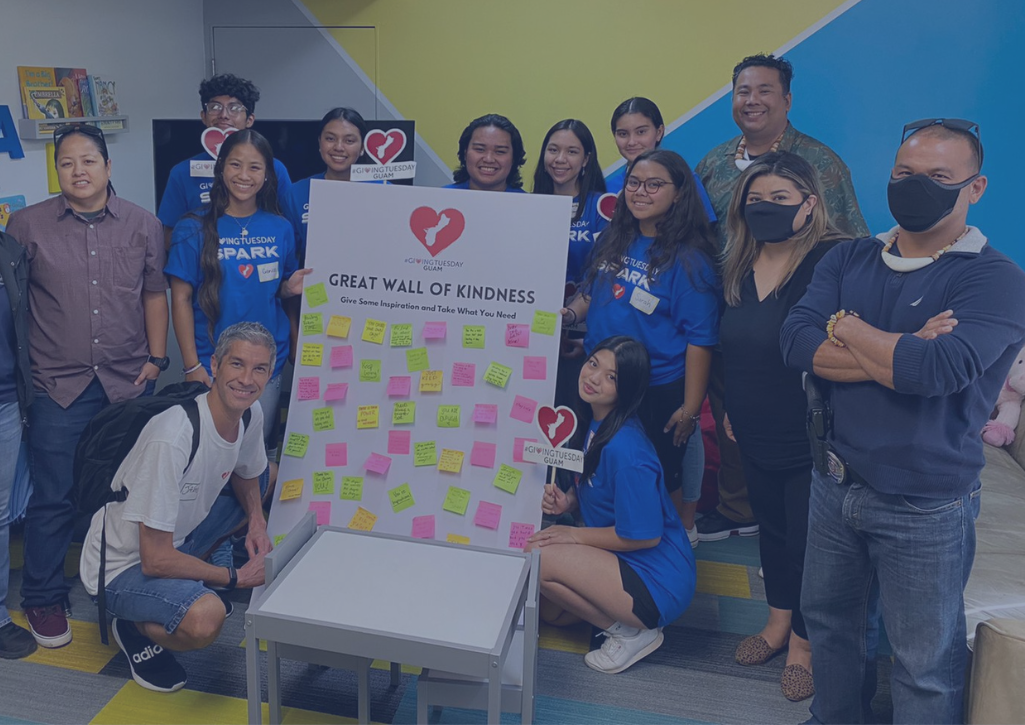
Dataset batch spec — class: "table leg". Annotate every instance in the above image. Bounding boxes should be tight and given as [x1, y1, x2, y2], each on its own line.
[390, 660, 401, 687]
[488, 656, 502, 725]
[267, 641, 282, 725]
[357, 657, 370, 725]
[245, 619, 262, 725]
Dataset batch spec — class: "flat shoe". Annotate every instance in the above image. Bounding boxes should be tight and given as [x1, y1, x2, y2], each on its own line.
[734, 634, 785, 665]
[781, 663, 815, 702]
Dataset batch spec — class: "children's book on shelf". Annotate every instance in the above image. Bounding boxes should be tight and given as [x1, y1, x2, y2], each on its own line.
[17, 66, 55, 117]
[91, 76, 118, 116]
[26, 87, 68, 120]
[55, 67, 88, 117]
[78, 76, 94, 117]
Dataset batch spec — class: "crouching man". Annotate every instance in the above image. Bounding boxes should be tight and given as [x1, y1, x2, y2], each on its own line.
[79, 322, 275, 692]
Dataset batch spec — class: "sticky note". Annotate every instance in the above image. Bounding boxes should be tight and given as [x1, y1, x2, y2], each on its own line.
[326, 315, 352, 338]
[446, 534, 471, 545]
[356, 405, 379, 429]
[392, 401, 416, 425]
[462, 325, 486, 349]
[510, 395, 538, 424]
[451, 362, 476, 387]
[304, 282, 329, 307]
[437, 405, 460, 428]
[359, 359, 382, 382]
[442, 486, 471, 515]
[388, 483, 416, 513]
[411, 515, 435, 539]
[493, 464, 523, 494]
[413, 441, 437, 467]
[274, 534, 287, 547]
[406, 347, 430, 373]
[483, 362, 513, 388]
[300, 343, 323, 367]
[312, 471, 335, 495]
[279, 478, 303, 500]
[422, 322, 447, 340]
[505, 324, 530, 348]
[388, 430, 411, 455]
[531, 310, 558, 335]
[325, 442, 347, 467]
[302, 313, 323, 336]
[340, 476, 363, 501]
[312, 407, 335, 432]
[330, 345, 353, 369]
[348, 506, 377, 531]
[387, 376, 412, 397]
[364, 452, 392, 475]
[283, 433, 309, 458]
[472, 404, 498, 425]
[514, 438, 538, 464]
[390, 323, 413, 347]
[308, 501, 331, 526]
[438, 449, 465, 473]
[419, 370, 443, 393]
[362, 318, 387, 344]
[324, 383, 348, 402]
[297, 376, 320, 401]
[473, 501, 503, 530]
[470, 441, 497, 468]
[523, 356, 547, 380]
[509, 522, 536, 549]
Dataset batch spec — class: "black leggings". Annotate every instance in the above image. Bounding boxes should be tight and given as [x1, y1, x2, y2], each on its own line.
[637, 376, 687, 492]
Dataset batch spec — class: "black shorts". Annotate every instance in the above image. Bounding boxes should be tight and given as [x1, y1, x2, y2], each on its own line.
[618, 557, 661, 630]
[637, 375, 687, 492]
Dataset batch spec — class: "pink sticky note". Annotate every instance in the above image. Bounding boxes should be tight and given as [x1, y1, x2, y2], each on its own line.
[513, 437, 538, 464]
[387, 376, 412, 397]
[308, 501, 331, 527]
[387, 430, 411, 455]
[412, 515, 436, 539]
[363, 452, 392, 475]
[522, 356, 547, 381]
[325, 442, 348, 467]
[505, 324, 530, 348]
[509, 522, 536, 549]
[422, 322, 447, 340]
[330, 345, 354, 369]
[470, 441, 497, 468]
[510, 395, 538, 423]
[297, 377, 321, 401]
[451, 362, 476, 387]
[324, 383, 348, 402]
[472, 403, 498, 424]
[473, 501, 503, 530]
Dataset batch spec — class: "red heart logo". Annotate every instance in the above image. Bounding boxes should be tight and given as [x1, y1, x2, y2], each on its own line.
[597, 192, 618, 221]
[409, 206, 465, 257]
[202, 126, 236, 160]
[613, 284, 625, 299]
[536, 405, 578, 448]
[364, 128, 407, 165]
[238, 264, 254, 279]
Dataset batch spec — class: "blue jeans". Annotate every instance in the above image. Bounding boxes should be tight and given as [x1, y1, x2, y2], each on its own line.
[680, 428, 704, 503]
[802, 470, 980, 724]
[0, 401, 22, 627]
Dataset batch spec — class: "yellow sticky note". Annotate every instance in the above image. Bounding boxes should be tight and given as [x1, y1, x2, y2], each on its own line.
[446, 534, 471, 545]
[531, 310, 558, 335]
[438, 449, 465, 474]
[462, 325, 486, 349]
[312, 407, 335, 432]
[406, 347, 430, 373]
[437, 405, 460, 428]
[312, 471, 335, 495]
[340, 476, 364, 501]
[392, 401, 416, 425]
[362, 319, 387, 344]
[356, 405, 380, 429]
[304, 282, 329, 308]
[326, 315, 352, 338]
[419, 370, 443, 393]
[283, 433, 309, 458]
[302, 313, 324, 336]
[442, 486, 471, 515]
[348, 506, 377, 531]
[359, 359, 382, 383]
[300, 343, 324, 367]
[483, 362, 513, 388]
[493, 464, 523, 494]
[390, 324, 413, 347]
[413, 441, 437, 467]
[279, 478, 304, 501]
[273, 534, 287, 547]
[388, 483, 415, 513]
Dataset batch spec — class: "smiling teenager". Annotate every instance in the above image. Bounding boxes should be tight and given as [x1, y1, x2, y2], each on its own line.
[446, 114, 527, 193]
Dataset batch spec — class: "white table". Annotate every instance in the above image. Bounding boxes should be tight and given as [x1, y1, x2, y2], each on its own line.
[245, 515, 538, 724]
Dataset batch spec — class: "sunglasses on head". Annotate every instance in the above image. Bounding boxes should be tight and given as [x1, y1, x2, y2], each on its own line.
[53, 123, 106, 144]
[901, 118, 983, 166]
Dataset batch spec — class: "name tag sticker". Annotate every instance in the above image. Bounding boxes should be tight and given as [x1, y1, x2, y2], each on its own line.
[189, 160, 215, 178]
[629, 287, 659, 315]
[258, 262, 279, 283]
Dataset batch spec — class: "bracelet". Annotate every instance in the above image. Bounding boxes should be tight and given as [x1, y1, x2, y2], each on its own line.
[183, 362, 203, 375]
[826, 310, 859, 348]
[564, 308, 578, 326]
[678, 407, 701, 423]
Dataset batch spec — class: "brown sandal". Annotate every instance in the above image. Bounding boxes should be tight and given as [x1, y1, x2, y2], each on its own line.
[781, 663, 815, 701]
[734, 634, 785, 665]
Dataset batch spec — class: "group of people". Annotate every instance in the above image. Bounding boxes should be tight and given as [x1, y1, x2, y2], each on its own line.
[0, 51, 1020, 725]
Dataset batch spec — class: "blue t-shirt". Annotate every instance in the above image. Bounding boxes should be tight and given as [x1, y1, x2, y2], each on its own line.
[585, 235, 720, 385]
[283, 173, 384, 265]
[157, 152, 293, 228]
[165, 211, 298, 377]
[578, 417, 695, 627]
[444, 180, 527, 193]
[605, 168, 717, 224]
[564, 192, 611, 288]
[0, 277, 16, 402]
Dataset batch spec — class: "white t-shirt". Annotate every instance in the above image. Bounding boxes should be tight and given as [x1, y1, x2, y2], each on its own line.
[80, 393, 267, 595]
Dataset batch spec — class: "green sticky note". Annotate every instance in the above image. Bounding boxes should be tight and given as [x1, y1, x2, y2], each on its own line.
[390, 323, 413, 347]
[413, 441, 437, 467]
[442, 486, 471, 516]
[389, 483, 415, 513]
[531, 310, 558, 336]
[340, 476, 364, 501]
[483, 362, 513, 388]
[462, 325, 486, 349]
[273, 534, 287, 547]
[493, 464, 523, 494]
[359, 359, 382, 383]
[312, 407, 335, 432]
[283, 433, 309, 458]
[437, 405, 461, 428]
[302, 313, 324, 336]
[406, 347, 430, 373]
[305, 282, 329, 308]
[393, 401, 416, 425]
[312, 471, 335, 495]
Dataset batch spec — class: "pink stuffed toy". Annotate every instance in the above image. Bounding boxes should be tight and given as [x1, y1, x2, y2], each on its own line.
[983, 345, 1025, 447]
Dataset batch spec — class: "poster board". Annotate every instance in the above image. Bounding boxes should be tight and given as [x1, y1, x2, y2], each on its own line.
[266, 182, 571, 551]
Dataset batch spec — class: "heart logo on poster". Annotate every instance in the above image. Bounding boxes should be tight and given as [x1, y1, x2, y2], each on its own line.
[597, 192, 618, 221]
[238, 264, 254, 279]
[364, 128, 407, 165]
[409, 206, 465, 257]
[536, 405, 578, 449]
[613, 284, 625, 299]
[201, 127, 237, 160]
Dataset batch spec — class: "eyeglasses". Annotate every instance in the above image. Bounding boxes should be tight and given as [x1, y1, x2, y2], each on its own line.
[625, 176, 674, 194]
[53, 123, 106, 144]
[204, 101, 248, 117]
[901, 118, 983, 166]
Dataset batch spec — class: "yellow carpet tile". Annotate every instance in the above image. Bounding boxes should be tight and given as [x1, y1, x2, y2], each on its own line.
[9, 610, 118, 673]
[538, 620, 591, 654]
[696, 560, 751, 599]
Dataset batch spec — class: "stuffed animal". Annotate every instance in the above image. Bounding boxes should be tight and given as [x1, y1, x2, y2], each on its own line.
[982, 345, 1025, 447]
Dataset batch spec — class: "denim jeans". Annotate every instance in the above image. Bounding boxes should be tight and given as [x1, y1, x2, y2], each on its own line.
[0, 401, 22, 626]
[680, 428, 704, 503]
[802, 470, 980, 724]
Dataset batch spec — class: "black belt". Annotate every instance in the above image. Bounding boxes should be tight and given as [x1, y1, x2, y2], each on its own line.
[824, 447, 869, 487]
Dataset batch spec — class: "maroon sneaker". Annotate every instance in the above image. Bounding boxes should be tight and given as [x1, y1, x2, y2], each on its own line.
[25, 604, 72, 648]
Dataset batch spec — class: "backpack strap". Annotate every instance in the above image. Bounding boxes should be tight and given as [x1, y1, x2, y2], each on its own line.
[182, 398, 202, 473]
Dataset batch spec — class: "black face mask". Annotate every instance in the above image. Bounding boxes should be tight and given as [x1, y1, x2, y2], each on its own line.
[887, 174, 977, 233]
[744, 200, 806, 244]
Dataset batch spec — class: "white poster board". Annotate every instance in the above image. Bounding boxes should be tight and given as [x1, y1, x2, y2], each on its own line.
[266, 182, 571, 551]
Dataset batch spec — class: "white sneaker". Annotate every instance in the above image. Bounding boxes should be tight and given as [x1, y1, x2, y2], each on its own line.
[686, 526, 698, 549]
[584, 626, 664, 674]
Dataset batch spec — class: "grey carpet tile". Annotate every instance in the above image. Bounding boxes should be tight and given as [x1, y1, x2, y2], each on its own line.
[670, 592, 720, 631]
[0, 659, 126, 725]
[746, 567, 766, 602]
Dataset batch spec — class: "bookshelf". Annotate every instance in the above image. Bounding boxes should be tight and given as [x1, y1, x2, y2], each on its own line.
[18, 115, 129, 140]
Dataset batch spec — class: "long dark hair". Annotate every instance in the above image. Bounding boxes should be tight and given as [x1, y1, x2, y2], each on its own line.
[531, 119, 606, 222]
[580, 336, 651, 484]
[319, 107, 368, 145]
[452, 113, 527, 189]
[583, 149, 716, 290]
[196, 129, 280, 344]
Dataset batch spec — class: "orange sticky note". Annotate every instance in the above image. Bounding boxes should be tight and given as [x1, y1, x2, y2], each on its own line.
[279, 478, 304, 501]
[437, 449, 465, 474]
[348, 506, 377, 531]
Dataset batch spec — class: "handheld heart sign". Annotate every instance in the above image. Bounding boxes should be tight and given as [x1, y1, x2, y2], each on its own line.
[364, 128, 407, 165]
[523, 405, 584, 472]
[201, 126, 237, 160]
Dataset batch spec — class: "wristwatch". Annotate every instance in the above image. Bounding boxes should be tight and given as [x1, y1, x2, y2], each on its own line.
[147, 355, 171, 371]
[225, 565, 238, 591]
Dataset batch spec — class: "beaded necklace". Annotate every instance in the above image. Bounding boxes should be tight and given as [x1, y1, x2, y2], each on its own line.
[880, 227, 970, 272]
[735, 129, 786, 169]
